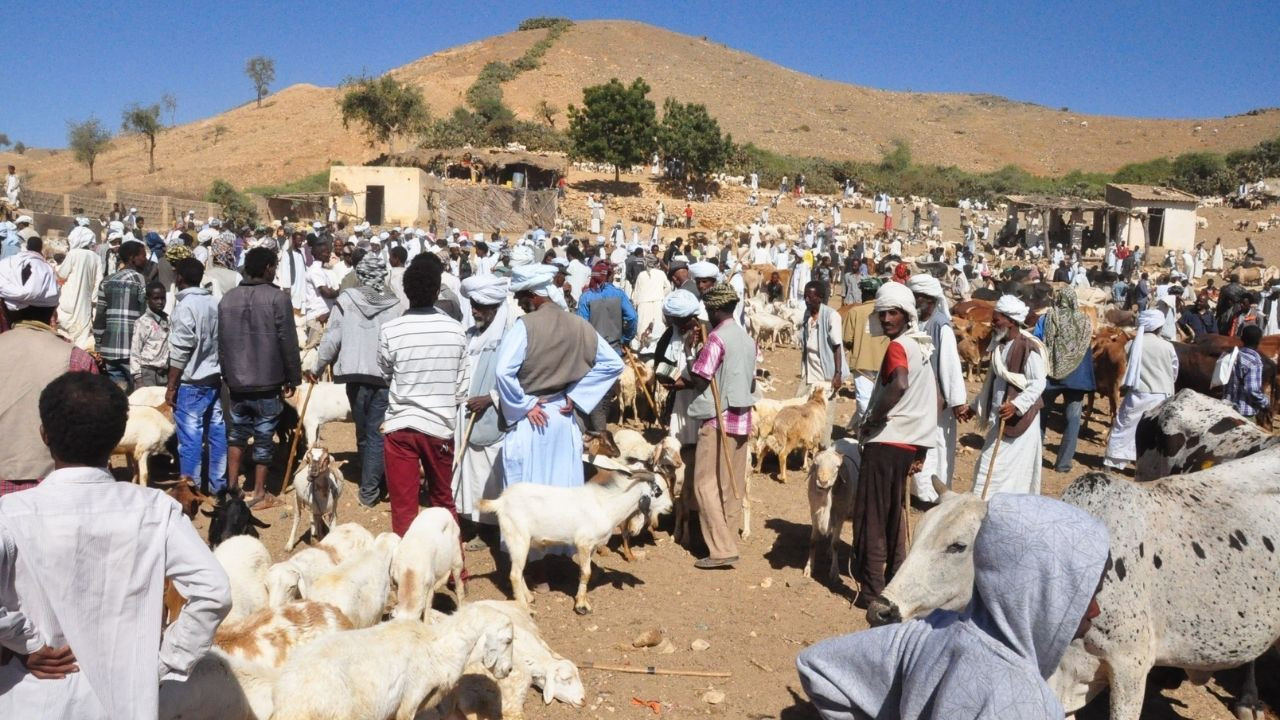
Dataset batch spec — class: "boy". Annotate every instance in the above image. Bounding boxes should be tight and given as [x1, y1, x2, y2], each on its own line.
[129, 282, 170, 388]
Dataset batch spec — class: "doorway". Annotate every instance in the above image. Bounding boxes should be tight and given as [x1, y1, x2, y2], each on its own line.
[366, 185, 385, 226]
[1148, 208, 1165, 247]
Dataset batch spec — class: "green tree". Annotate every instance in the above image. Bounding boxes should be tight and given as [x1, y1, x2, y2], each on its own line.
[245, 56, 276, 108]
[879, 139, 912, 173]
[567, 77, 657, 182]
[1172, 152, 1230, 195]
[536, 99, 558, 128]
[121, 102, 162, 173]
[12, 142, 25, 155]
[337, 75, 431, 153]
[206, 179, 259, 228]
[67, 118, 112, 183]
[656, 98, 731, 182]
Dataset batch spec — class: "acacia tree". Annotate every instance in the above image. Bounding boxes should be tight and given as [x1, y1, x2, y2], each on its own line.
[536, 99, 558, 128]
[121, 102, 162, 173]
[161, 92, 178, 126]
[245, 56, 276, 108]
[656, 98, 732, 183]
[67, 118, 112, 183]
[567, 78, 657, 182]
[337, 75, 430, 154]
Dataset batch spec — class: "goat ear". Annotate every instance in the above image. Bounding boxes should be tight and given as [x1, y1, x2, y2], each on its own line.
[542, 672, 557, 704]
[250, 515, 271, 529]
[200, 507, 216, 517]
[931, 475, 954, 500]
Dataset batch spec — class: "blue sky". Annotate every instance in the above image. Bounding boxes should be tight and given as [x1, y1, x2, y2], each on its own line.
[10, 0, 1278, 149]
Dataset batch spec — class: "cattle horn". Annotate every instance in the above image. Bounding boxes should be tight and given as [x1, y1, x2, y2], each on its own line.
[931, 475, 954, 500]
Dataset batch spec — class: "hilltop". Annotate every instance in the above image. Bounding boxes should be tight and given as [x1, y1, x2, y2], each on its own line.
[7, 19, 1279, 199]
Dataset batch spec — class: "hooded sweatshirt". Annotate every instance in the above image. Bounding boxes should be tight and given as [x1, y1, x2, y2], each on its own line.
[313, 286, 404, 386]
[797, 494, 1109, 720]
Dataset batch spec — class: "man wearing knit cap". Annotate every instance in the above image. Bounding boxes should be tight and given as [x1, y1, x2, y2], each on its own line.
[665, 283, 757, 569]
[961, 295, 1047, 496]
[906, 274, 966, 503]
[853, 282, 935, 604]
[1103, 308, 1178, 471]
[577, 261, 637, 434]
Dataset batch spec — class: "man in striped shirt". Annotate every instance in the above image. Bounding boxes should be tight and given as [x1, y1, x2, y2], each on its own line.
[378, 253, 470, 536]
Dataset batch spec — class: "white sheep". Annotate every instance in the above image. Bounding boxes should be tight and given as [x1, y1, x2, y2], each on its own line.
[271, 604, 514, 720]
[318, 521, 375, 563]
[604, 431, 684, 560]
[478, 470, 672, 614]
[285, 446, 344, 551]
[113, 404, 175, 486]
[128, 385, 168, 408]
[392, 508, 466, 620]
[804, 440, 861, 580]
[305, 537, 397, 628]
[213, 535, 271, 624]
[215, 600, 353, 668]
[159, 647, 276, 720]
[266, 546, 338, 607]
[288, 381, 353, 447]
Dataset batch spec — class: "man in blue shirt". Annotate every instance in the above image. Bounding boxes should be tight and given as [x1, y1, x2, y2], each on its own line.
[1178, 292, 1219, 339]
[578, 261, 637, 433]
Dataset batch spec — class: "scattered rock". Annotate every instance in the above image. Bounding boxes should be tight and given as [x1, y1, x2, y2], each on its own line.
[691, 638, 711, 651]
[702, 690, 726, 704]
[632, 628, 663, 648]
[760, 576, 773, 589]
[656, 638, 676, 654]
[586, 624, 599, 633]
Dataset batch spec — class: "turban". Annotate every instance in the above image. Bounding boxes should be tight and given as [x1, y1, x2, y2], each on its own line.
[75, 217, 91, 227]
[164, 244, 193, 264]
[145, 231, 166, 256]
[378, 231, 390, 242]
[0, 253, 59, 310]
[509, 245, 536, 268]
[255, 237, 279, 251]
[689, 261, 719, 280]
[906, 274, 944, 300]
[14, 215, 32, 225]
[354, 222, 370, 234]
[68, 225, 96, 250]
[662, 289, 701, 318]
[1138, 308, 1165, 332]
[591, 261, 611, 278]
[355, 253, 389, 294]
[461, 275, 509, 306]
[511, 264, 557, 297]
[873, 281, 917, 321]
[108, 220, 125, 236]
[702, 283, 739, 311]
[549, 257, 569, 270]
[1121, 308, 1171, 390]
[212, 232, 237, 269]
[994, 295, 1029, 325]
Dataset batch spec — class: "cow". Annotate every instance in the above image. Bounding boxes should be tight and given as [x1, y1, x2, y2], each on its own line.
[1089, 327, 1129, 425]
[868, 450, 1280, 720]
[1174, 338, 1277, 430]
[1134, 388, 1278, 481]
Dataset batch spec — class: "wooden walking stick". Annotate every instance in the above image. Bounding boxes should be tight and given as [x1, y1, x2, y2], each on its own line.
[623, 349, 660, 420]
[578, 661, 732, 678]
[451, 410, 479, 503]
[282, 381, 316, 495]
[709, 377, 741, 501]
[980, 416, 1008, 500]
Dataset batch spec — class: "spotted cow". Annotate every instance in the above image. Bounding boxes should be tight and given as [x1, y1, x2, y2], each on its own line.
[1135, 388, 1278, 481]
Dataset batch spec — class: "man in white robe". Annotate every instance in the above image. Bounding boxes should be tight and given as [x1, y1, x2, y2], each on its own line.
[908, 275, 966, 503]
[963, 295, 1046, 497]
[57, 222, 103, 350]
[1212, 239, 1224, 271]
[630, 255, 672, 355]
[1194, 243, 1207, 279]
[1103, 309, 1178, 470]
[4, 166, 19, 207]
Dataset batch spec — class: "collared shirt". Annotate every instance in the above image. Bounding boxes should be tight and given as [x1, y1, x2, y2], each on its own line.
[1226, 347, 1270, 417]
[92, 267, 146, 361]
[304, 261, 336, 320]
[691, 330, 753, 435]
[129, 309, 169, 376]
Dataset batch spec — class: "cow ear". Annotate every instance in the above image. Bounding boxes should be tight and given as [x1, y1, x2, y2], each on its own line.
[931, 475, 954, 500]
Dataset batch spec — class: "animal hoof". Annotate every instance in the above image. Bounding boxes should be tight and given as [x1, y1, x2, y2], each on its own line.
[574, 604, 592, 615]
[1235, 706, 1263, 720]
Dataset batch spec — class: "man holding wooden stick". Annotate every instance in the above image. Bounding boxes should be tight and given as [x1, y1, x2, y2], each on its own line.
[853, 282, 935, 606]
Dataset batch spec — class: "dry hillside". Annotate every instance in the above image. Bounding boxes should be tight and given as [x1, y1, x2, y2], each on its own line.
[8, 19, 1279, 199]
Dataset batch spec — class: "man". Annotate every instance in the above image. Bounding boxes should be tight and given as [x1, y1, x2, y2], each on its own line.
[219, 247, 302, 508]
[4, 166, 19, 208]
[453, 275, 512, 548]
[304, 239, 339, 347]
[494, 264, 623, 579]
[854, 283, 936, 601]
[308, 254, 403, 508]
[577, 261, 637, 434]
[1034, 287, 1095, 473]
[630, 254, 672, 355]
[1180, 291, 1218, 340]
[798, 493, 1109, 720]
[799, 280, 844, 394]
[1103, 308, 1178, 470]
[203, 232, 242, 300]
[57, 220, 103, 350]
[274, 230, 309, 312]
[1227, 325, 1271, 422]
[564, 245, 591, 303]
[689, 261, 718, 296]
[0, 253, 98, 495]
[166, 258, 227, 496]
[666, 284, 757, 569]
[906, 275, 965, 503]
[669, 259, 697, 295]
[92, 239, 148, 392]
[963, 296, 1046, 496]
[378, 253, 469, 536]
[0, 373, 229, 720]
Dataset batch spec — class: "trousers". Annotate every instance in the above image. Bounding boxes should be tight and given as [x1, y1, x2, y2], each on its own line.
[384, 429, 455, 537]
[853, 443, 914, 597]
[346, 383, 389, 505]
[174, 383, 228, 493]
[693, 424, 749, 560]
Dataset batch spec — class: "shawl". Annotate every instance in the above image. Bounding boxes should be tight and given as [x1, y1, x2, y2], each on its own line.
[1043, 287, 1091, 380]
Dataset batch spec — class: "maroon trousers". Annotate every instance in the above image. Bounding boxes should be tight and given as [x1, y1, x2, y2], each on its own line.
[383, 429, 456, 537]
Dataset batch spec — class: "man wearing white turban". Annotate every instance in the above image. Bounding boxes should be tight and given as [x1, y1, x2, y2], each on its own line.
[962, 295, 1047, 497]
[853, 282, 936, 602]
[1103, 308, 1178, 470]
[57, 223, 104, 350]
[629, 253, 672, 356]
[907, 274, 966, 503]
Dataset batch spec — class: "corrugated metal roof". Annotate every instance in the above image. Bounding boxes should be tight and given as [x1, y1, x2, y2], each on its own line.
[1106, 184, 1198, 205]
[1003, 194, 1114, 211]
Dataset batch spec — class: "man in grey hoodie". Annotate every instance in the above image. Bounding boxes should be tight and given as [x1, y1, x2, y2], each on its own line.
[306, 254, 403, 506]
[797, 493, 1108, 719]
[166, 258, 227, 495]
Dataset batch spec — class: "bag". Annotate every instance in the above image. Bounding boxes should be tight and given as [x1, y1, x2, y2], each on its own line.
[1211, 347, 1238, 389]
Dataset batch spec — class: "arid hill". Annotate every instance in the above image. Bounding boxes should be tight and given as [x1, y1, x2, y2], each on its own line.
[7, 20, 1278, 199]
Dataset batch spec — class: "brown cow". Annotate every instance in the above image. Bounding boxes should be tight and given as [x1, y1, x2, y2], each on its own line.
[1180, 335, 1279, 430]
[1089, 327, 1130, 426]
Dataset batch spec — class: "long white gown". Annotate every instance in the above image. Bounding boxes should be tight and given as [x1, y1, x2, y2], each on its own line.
[630, 268, 671, 354]
[970, 339, 1046, 497]
[56, 248, 102, 350]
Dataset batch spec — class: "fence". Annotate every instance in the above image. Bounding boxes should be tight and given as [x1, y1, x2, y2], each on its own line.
[427, 183, 559, 233]
[22, 187, 221, 226]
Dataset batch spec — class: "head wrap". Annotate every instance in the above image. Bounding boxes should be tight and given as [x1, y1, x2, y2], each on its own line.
[1044, 287, 1092, 380]
[0, 253, 59, 310]
[355, 253, 389, 294]
[68, 225, 97, 250]
[164, 243, 192, 264]
[255, 237, 279, 252]
[461, 275, 509, 306]
[589, 261, 611, 291]
[994, 295, 1029, 325]
[212, 232, 237, 269]
[702, 283, 739, 311]
[873, 281, 918, 324]
[14, 215, 32, 226]
[511, 264, 557, 297]
[892, 262, 910, 283]
[145, 231, 166, 257]
[690, 261, 719, 280]
[109, 220, 125, 236]
[1120, 309, 1170, 390]
[662, 289, 701, 318]
[906, 274, 944, 300]
[509, 245, 536, 268]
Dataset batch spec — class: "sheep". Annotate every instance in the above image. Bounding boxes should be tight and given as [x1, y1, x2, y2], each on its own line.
[617, 357, 656, 428]
[266, 546, 339, 607]
[285, 446, 344, 551]
[606, 431, 684, 560]
[750, 396, 808, 472]
[271, 604, 514, 720]
[804, 441, 861, 580]
[392, 508, 466, 620]
[763, 387, 829, 483]
[205, 494, 270, 547]
[318, 521, 375, 563]
[479, 470, 673, 615]
[215, 600, 353, 668]
[113, 404, 175, 486]
[213, 535, 272, 624]
[128, 384, 169, 409]
[745, 305, 789, 350]
[286, 381, 353, 447]
[158, 648, 277, 720]
[423, 600, 585, 720]
[305, 536, 398, 628]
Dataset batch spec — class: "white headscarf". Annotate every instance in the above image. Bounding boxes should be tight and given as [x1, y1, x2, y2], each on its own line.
[662, 289, 701, 318]
[907, 274, 950, 323]
[689, 261, 719, 280]
[511, 264, 557, 297]
[0, 253, 59, 310]
[994, 295, 1029, 325]
[68, 225, 97, 250]
[509, 245, 536, 268]
[869, 282, 933, 360]
[461, 275, 509, 306]
[1121, 309, 1168, 390]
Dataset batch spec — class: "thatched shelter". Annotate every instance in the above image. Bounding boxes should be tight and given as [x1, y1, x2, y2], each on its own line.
[381, 148, 566, 190]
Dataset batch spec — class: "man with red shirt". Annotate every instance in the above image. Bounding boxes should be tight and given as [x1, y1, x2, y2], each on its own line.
[853, 283, 937, 607]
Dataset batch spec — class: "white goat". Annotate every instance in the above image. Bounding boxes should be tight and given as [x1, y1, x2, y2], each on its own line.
[159, 648, 276, 720]
[271, 604, 514, 720]
[479, 470, 673, 614]
[113, 405, 175, 486]
[287, 382, 353, 447]
[392, 508, 466, 620]
[285, 446, 344, 551]
[318, 521, 375, 563]
[304, 536, 398, 628]
[215, 600, 353, 668]
[213, 535, 271, 624]
[804, 441, 861, 580]
[607, 431, 684, 560]
[266, 546, 339, 607]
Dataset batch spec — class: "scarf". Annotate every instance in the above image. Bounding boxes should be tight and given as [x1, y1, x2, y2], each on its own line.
[355, 254, 391, 298]
[1044, 287, 1091, 380]
[1121, 309, 1166, 390]
[974, 328, 1046, 430]
[164, 243, 192, 265]
[211, 233, 237, 269]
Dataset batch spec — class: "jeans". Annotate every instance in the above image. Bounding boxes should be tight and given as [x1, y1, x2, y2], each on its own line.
[174, 383, 228, 493]
[347, 383, 390, 505]
[103, 360, 134, 394]
[227, 392, 283, 465]
[1041, 389, 1085, 472]
[383, 429, 455, 537]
